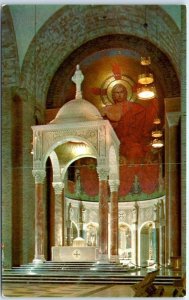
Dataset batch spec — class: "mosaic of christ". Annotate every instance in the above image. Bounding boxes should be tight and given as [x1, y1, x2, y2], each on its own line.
[49, 49, 165, 200]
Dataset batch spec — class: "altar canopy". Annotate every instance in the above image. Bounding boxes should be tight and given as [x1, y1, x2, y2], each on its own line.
[32, 65, 120, 263]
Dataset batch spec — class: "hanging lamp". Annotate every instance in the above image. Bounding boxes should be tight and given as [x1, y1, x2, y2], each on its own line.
[138, 57, 154, 85]
[137, 8, 156, 100]
[137, 56, 156, 100]
[151, 138, 164, 149]
[151, 118, 164, 148]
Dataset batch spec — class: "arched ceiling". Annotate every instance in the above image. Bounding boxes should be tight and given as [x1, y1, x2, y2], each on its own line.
[9, 4, 181, 69]
[46, 34, 180, 126]
[18, 5, 181, 110]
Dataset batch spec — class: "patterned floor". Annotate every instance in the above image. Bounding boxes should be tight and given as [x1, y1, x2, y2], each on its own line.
[2, 282, 179, 298]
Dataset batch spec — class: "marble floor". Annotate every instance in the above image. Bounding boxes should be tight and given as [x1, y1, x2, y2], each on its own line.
[1, 282, 181, 298]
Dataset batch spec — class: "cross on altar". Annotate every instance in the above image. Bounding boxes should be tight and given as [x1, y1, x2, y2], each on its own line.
[72, 249, 81, 259]
[119, 211, 125, 221]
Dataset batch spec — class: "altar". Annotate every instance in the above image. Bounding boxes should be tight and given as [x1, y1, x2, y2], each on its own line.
[52, 246, 99, 262]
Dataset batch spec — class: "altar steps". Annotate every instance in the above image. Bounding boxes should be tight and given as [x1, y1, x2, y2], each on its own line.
[10, 262, 131, 272]
[2, 261, 182, 285]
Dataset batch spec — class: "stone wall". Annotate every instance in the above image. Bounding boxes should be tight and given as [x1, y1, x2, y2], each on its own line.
[2, 6, 37, 266]
[2, 6, 20, 267]
[180, 6, 186, 272]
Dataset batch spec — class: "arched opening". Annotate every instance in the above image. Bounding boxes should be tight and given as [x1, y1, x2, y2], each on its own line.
[140, 222, 155, 267]
[118, 223, 132, 260]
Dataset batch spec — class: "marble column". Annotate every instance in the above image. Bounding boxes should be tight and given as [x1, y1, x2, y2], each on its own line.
[109, 179, 120, 263]
[78, 201, 85, 238]
[165, 110, 181, 264]
[159, 200, 165, 266]
[52, 182, 64, 246]
[131, 203, 138, 267]
[153, 204, 160, 265]
[32, 170, 46, 263]
[67, 203, 73, 246]
[97, 167, 109, 263]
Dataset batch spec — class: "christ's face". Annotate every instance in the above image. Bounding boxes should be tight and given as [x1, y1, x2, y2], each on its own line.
[112, 84, 127, 103]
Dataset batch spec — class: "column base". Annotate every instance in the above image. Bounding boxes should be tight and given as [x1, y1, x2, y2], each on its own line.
[33, 255, 46, 264]
[110, 255, 120, 263]
[97, 254, 109, 264]
[170, 256, 182, 271]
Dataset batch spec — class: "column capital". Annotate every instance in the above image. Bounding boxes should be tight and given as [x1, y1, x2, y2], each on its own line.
[97, 166, 109, 181]
[108, 179, 120, 192]
[52, 182, 64, 194]
[166, 112, 181, 127]
[32, 170, 46, 184]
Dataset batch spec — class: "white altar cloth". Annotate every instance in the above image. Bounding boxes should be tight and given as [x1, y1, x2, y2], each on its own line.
[51, 246, 99, 262]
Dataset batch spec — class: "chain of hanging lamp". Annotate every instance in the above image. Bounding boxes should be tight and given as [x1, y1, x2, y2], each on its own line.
[137, 6, 156, 100]
[150, 7, 164, 149]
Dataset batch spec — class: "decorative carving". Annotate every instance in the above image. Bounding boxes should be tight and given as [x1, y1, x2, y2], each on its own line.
[33, 160, 43, 170]
[32, 170, 46, 183]
[125, 209, 133, 224]
[97, 156, 107, 166]
[109, 179, 120, 192]
[42, 128, 98, 156]
[52, 182, 64, 194]
[97, 166, 109, 181]
[119, 210, 126, 222]
[140, 207, 153, 223]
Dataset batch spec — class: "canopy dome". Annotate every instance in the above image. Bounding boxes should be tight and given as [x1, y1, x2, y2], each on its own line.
[51, 98, 102, 124]
[50, 65, 102, 124]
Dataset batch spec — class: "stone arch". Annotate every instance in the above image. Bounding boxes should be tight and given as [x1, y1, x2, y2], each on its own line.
[42, 136, 98, 170]
[139, 221, 155, 266]
[2, 6, 20, 85]
[49, 151, 61, 182]
[20, 5, 180, 108]
[118, 222, 132, 258]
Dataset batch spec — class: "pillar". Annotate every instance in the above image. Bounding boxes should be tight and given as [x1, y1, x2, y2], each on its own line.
[109, 179, 120, 263]
[165, 109, 181, 265]
[152, 204, 160, 265]
[97, 167, 109, 263]
[52, 182, 64, 246]
[67, 203, 73, 246]
[32, 170, 46, 263]
[131, 203, 138, 266]
[78, 201, 85, 238]
[159, 199, 165, 266]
